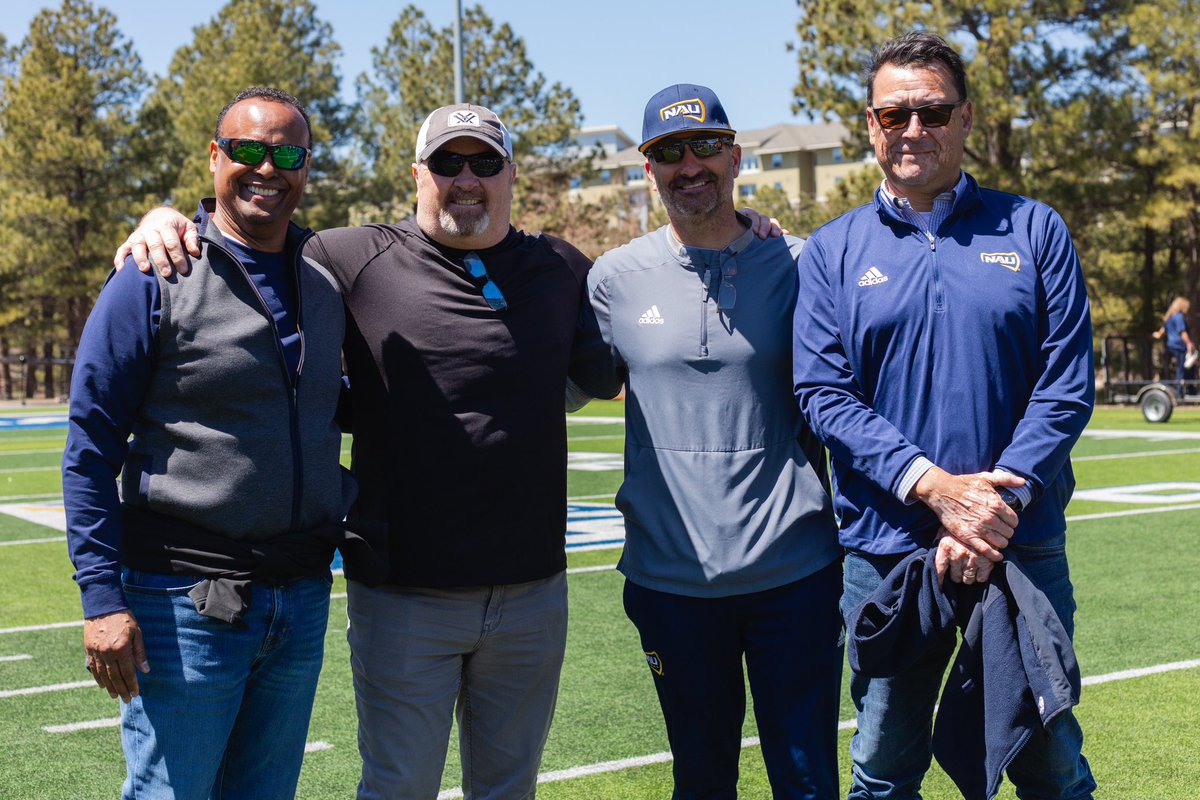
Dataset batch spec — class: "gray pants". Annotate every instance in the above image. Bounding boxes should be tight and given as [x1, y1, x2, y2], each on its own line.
[347, 572, 569, 799]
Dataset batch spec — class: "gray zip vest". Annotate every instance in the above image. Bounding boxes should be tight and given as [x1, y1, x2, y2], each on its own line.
[121, 221, 350, 540]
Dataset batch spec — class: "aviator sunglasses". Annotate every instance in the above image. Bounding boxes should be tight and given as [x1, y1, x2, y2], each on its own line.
[871, 101, 964, 130]
[648, 136, 734, 164]
[216, 137, 309, 170]
[427, 151, 509, 178]
[463, 252, 508, 311]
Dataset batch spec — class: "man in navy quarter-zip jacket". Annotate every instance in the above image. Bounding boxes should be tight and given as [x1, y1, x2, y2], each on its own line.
[572, 83, 843, 800]
[63, 87, 358, 799]
[791, 31, 1097, 799]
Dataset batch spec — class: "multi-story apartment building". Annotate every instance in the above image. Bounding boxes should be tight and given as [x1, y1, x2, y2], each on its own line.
[572, 120, 875, 210]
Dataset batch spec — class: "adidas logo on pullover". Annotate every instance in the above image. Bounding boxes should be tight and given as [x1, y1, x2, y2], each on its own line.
[638, 305, 665, 325]
[858, 267, 889, 287]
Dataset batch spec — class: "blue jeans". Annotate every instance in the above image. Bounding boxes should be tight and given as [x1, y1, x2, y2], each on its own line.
[346, 572, 568, 800]
[1169, 346, 1189, 398]
[623, 561, 844, 800]
[842, 541, 1096, 800]
[119, 569, 331, 800]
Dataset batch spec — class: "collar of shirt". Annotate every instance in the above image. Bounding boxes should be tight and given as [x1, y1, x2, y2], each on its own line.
[880, 171, 967, 235]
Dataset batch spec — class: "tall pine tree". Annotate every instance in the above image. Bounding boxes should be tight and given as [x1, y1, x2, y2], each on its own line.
[148, 0, 349, 229]
[0, 0, 155, 395]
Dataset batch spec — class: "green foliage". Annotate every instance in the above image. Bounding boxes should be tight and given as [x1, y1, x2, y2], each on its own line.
[0, 0, 152, 355]
[149, 0, 349, 229]
[352, 4, 582, 221]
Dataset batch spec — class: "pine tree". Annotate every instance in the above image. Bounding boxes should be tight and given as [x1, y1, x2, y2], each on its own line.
[0, 0, 155, 395]
[149, 0, 348, 229]
[352, 4, 582, 221]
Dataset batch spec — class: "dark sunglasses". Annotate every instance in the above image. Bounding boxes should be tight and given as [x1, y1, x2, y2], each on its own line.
[216, 137, 309, 170]
[463, 252, 508, 311]
[871, 101, 964, 130]
[648, 136, 733, 164]
[427, 151, 508, 178]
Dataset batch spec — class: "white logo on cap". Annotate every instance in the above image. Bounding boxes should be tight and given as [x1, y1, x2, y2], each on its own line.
[448, 111, 481, 127]
[660, 99, 706, 123]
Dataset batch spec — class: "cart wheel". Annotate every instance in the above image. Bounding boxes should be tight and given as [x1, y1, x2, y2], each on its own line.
[1141, 387, 1174, 423]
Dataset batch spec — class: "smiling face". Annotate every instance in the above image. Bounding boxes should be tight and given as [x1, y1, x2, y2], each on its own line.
[867, 61, 972, 210]
[209, 99, 309, 252]
[412, 137, 516, 250]
[645, 134, 741, 225]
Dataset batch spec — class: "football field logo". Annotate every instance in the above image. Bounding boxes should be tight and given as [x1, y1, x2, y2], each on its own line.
[980, 252, 1021, 271]
[644, 651, 664, 675]
[659, 99, 706, 123]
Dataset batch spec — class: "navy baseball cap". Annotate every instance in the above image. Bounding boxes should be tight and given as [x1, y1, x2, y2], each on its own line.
[639, 84, 736, 153]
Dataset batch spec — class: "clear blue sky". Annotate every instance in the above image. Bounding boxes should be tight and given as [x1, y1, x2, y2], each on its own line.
[0, 0, 809, 139]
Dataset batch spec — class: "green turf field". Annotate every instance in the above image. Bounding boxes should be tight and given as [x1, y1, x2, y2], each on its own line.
[1, 402, 1198, 798]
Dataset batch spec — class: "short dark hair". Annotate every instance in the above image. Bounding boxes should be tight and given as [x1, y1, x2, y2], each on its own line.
[865, 31, 968, 107]
[213, 86, 312, 146]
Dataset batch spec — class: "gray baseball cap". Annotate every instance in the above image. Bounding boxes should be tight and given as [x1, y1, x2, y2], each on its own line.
[415, 103, 514, 161]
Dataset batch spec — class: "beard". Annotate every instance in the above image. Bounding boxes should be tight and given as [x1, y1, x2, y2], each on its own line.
[436, 192, 490, 238]
[658, 166, 731, 220]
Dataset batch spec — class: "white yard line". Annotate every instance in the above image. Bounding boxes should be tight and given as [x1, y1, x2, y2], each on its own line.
[566, 416, 625, 425]
[0, 466, 59, 475]
[0, 620, 82, 636]
[0, 680, 93, 699]
[1073, 447, 1200, 462]
[0, 536, 65, 546]
[43, 718, 118, 734]
[1083, 428, 1200, 441]
[1066, 503, 1200, 522]
[0, 654, 32, 662]
[0, 449, 64, 457]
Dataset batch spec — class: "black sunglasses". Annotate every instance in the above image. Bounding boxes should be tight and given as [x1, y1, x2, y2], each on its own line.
[648, 136, 733, 164]
[463, 252, 508, 311]
[871, 101, 964, 130]
[216, 137, 309, 170]
[427, 151, 508, 178]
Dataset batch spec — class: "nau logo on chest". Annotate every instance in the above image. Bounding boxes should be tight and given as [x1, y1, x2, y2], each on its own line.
[980, 252, 1021, 272]
[659, 99, 706, 123]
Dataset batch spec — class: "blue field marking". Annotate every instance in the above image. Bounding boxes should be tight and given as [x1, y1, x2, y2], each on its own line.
[565, 502, 625, 551]
[0, 414, 69, 430]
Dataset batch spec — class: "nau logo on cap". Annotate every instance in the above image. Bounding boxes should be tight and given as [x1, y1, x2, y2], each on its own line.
[644, 650, 664, 676]
[659, 99, 706, 123]
[980, 252, 1021, 272]
[448, 111, 481, 127]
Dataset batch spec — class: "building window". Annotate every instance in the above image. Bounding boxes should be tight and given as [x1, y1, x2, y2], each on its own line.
[625, 167, 642, 183]
[771, 153, 783, 169]
[739, 184, 756, 198]
[774, 182, 784, 191]
[569, 175, 582, 189]
[741, 156, 760, 173]
[600, 169, 612, 183]
[832, 147, 844, 163]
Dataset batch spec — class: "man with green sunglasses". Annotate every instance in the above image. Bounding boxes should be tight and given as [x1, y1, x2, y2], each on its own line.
[66, 86, 371, 799]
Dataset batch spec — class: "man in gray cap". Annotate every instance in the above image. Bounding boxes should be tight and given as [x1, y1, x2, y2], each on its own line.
[115, 102, 596, 800]
[572, 84, 844, 799]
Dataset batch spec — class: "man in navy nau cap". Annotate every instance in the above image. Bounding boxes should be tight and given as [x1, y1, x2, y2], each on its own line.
[572, 83, 844, 798]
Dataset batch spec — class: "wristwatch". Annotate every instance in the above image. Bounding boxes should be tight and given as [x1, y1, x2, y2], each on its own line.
[997, 487, 1023, 512]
